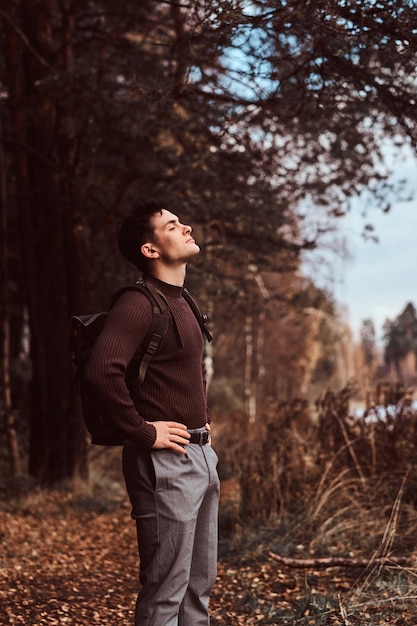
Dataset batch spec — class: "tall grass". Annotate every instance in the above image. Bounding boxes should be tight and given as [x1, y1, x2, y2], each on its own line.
[215, 384, 417, 524]
[214, 384, 417, 623]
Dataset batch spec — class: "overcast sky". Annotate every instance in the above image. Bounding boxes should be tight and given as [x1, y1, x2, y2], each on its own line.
[336, 195, 417, 342]
[305, 148, 417, 344]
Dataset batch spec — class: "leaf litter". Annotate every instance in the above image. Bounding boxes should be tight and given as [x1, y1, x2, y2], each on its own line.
[0, 491, 416, 625]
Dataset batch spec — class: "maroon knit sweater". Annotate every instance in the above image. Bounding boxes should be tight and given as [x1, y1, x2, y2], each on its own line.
[84, 276, 208, 449]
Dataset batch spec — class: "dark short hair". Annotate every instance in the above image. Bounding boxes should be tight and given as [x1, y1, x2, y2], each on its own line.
[118, 198, 166, 271]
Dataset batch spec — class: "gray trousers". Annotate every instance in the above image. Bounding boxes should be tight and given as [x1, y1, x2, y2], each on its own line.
[123, 436, 220, 626]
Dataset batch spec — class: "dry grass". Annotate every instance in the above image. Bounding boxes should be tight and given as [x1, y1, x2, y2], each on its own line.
[217, 468, 417, 623]
[213, 385, 417, 623]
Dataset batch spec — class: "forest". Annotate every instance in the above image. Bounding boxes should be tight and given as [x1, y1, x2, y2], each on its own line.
[1, 0, 417, 623]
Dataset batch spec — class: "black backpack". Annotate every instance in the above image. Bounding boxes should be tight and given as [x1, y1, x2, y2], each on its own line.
[69, 280, 212, 445]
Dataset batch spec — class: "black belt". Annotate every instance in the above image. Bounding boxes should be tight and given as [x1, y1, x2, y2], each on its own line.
[188, 430, 210, 445]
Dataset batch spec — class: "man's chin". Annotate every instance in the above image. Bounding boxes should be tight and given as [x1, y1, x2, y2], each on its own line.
[189, 243, 201, 255]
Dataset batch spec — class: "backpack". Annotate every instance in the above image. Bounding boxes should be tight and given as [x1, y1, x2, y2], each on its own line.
[69, 280, 212, 446]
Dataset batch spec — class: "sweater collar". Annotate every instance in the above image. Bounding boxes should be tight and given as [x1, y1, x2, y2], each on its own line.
[143, 273, 184, 299]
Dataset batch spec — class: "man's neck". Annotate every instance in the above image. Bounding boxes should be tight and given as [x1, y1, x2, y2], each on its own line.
[149, 263, 187, 287]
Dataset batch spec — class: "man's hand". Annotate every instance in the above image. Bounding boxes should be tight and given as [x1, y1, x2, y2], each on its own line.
[205, 422, 212, 446]
[149, 421, 190, 454]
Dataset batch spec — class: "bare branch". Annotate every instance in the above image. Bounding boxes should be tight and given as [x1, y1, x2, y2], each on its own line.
[268, 551, 414, 569]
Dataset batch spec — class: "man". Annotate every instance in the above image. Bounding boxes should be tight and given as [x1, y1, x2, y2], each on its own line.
[85, 199, 220, 626]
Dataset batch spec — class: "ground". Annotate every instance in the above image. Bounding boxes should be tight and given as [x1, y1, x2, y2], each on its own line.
[0, 489, 415, 625]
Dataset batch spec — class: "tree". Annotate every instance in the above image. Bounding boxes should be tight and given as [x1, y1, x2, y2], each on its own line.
[384, 302, 417, 381]
[0, 0, 416, 484]
[360, 319, 377, 368]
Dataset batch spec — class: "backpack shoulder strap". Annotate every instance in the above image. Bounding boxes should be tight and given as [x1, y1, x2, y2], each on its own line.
[111, 280, 171, 384]
[182, 288, 213, 343]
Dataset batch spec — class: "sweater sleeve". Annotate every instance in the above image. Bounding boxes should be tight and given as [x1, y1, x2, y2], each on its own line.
[84, 291, 157, 448]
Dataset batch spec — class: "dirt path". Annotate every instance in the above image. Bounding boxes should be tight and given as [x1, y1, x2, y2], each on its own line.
[0, 492, 414, 625]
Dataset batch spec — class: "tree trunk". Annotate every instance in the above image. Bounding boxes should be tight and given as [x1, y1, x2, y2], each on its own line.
[244, 312, 256, 423]
[0, 110, 22, 480]
[3, 0, 87, 484]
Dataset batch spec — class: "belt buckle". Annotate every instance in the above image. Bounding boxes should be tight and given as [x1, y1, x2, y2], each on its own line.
[199, 431, 209, 445]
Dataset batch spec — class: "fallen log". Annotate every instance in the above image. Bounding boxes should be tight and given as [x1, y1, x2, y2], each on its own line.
[268, 551, 414, 569]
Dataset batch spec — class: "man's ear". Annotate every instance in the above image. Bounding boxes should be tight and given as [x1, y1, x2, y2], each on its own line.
[141, 243, 160, 259]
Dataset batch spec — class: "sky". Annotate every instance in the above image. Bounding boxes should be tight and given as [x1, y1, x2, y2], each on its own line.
[336, 195, 417, 342]
[306, 148, 417, 344]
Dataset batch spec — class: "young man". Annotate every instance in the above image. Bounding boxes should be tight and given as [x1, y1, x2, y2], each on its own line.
[85, 199, 220, 626]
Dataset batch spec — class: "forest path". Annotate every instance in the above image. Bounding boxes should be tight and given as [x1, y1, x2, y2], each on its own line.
[0, 491, 414, 625]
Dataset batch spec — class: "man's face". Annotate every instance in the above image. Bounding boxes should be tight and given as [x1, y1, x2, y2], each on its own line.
[149, 209, 200, 265]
